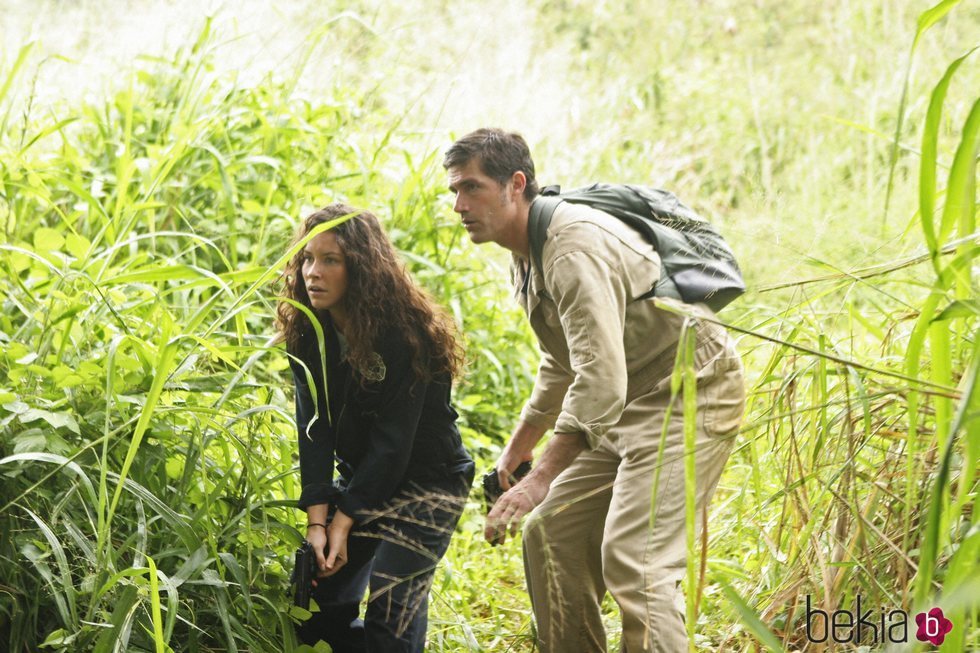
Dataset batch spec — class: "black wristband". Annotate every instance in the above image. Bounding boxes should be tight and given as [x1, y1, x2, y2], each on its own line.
[307, 523, 327, 530]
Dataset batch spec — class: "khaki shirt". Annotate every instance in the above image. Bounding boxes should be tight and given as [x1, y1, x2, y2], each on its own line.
[514, 201, 730, 448]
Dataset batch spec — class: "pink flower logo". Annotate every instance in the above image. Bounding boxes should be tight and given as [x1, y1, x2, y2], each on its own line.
[915, 607, 953, 645]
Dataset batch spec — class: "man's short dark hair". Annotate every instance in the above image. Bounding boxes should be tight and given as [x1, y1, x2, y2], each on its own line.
[443, 128, 540, 202]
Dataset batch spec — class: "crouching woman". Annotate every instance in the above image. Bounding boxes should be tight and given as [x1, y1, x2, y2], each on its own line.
[276, 203, 474, 652]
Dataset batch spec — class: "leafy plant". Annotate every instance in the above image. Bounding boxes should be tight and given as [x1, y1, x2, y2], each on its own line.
[1, 1, 977, 651]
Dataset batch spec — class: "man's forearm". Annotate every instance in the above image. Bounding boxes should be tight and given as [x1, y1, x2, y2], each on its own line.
[498, 420, 550, 490]
[526, 431, 587, 487]
[507, 419, 548, 457]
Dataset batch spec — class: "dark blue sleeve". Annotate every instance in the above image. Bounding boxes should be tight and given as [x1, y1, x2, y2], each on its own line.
[336, 344, 426, 522]
[291, 356, 339, 509]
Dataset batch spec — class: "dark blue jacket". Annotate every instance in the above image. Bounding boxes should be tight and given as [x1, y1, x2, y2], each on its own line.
[289, 322, 471, 522]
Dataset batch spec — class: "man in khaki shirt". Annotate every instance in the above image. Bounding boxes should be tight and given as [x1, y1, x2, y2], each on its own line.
[445, 128, 745, 652]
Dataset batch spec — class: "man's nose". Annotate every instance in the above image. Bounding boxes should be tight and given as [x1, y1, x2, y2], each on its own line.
[452, 193, 466, 214]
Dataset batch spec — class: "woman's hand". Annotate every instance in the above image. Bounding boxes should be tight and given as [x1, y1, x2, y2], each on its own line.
[320, 509, 354, 578]
[305, 504, 330, 575]
[306, 523, 329, 572]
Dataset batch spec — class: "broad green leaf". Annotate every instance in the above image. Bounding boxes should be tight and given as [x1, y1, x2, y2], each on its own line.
[65, 232, 92, 259]
[19, 408, 81, 434]
[241, 199, 264, 213]
[39, 628, 77, 648]
[33, 227, 65, 252]
[12, 430, 47, 453]
[165, 457, 183, 479]
[2, 400, 30, 414]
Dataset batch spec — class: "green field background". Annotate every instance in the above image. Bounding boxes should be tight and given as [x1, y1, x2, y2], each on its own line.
[1, 1, 977, 651]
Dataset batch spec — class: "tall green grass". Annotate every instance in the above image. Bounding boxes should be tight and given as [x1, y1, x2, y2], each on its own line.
[693, 1, 979, 648]
[1, 2, 977, 651]
[0, 22, 526, 650]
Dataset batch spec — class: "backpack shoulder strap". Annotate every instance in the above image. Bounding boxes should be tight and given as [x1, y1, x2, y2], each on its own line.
[527, 187, 563, 276]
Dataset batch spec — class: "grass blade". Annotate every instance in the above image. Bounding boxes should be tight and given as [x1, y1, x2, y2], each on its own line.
[146, 555, 167, 653]
[919, 48, 977, 273]
[718, 579, 784, 653]
[0, 41, 36, 132]
[913, 327, 979, 606]
[883, 0, 965, 227]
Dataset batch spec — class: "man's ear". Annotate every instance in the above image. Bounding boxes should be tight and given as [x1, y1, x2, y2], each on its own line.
[511, 171, 527, 199]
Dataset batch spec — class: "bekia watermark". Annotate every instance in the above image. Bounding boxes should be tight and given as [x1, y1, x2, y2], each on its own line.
[802, 595, 953, 646]
[915, 607, 953, 646]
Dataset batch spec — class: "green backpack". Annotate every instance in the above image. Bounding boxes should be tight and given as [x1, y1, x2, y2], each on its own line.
[528, 183, 745, 312]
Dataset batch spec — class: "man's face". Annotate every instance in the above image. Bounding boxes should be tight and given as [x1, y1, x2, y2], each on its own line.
[447, 158, 517, 245]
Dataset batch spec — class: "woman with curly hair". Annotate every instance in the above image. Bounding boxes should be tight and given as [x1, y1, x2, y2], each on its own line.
[276, 203, 474, 652]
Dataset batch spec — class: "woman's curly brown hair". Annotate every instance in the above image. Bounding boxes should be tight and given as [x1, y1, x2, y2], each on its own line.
[275, 203, 463, 384]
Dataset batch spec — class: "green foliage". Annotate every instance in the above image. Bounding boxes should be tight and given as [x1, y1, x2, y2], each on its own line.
[1, 1, 977, 651]
[0, 20, 531, 651]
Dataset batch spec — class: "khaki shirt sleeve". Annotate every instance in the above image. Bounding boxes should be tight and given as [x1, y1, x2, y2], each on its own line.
[545, 234, 630, 449]
[520, 346, 573, 430]
[512, 254, 573, 430]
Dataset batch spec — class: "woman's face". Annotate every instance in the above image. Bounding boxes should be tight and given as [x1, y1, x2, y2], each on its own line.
[301, 230, 348, 316]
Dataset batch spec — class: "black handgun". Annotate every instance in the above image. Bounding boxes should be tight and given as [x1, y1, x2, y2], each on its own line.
[481, 461, 533, 512]
[290, 540, 317, 610]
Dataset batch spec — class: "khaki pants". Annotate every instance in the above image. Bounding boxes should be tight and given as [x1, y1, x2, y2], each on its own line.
[523, 334, 744, 653]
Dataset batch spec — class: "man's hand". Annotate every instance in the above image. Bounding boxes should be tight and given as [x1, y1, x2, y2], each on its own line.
[484, 431, 588, 545]
[484, 475, 550, 545]
[495, 448, 534, 492]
